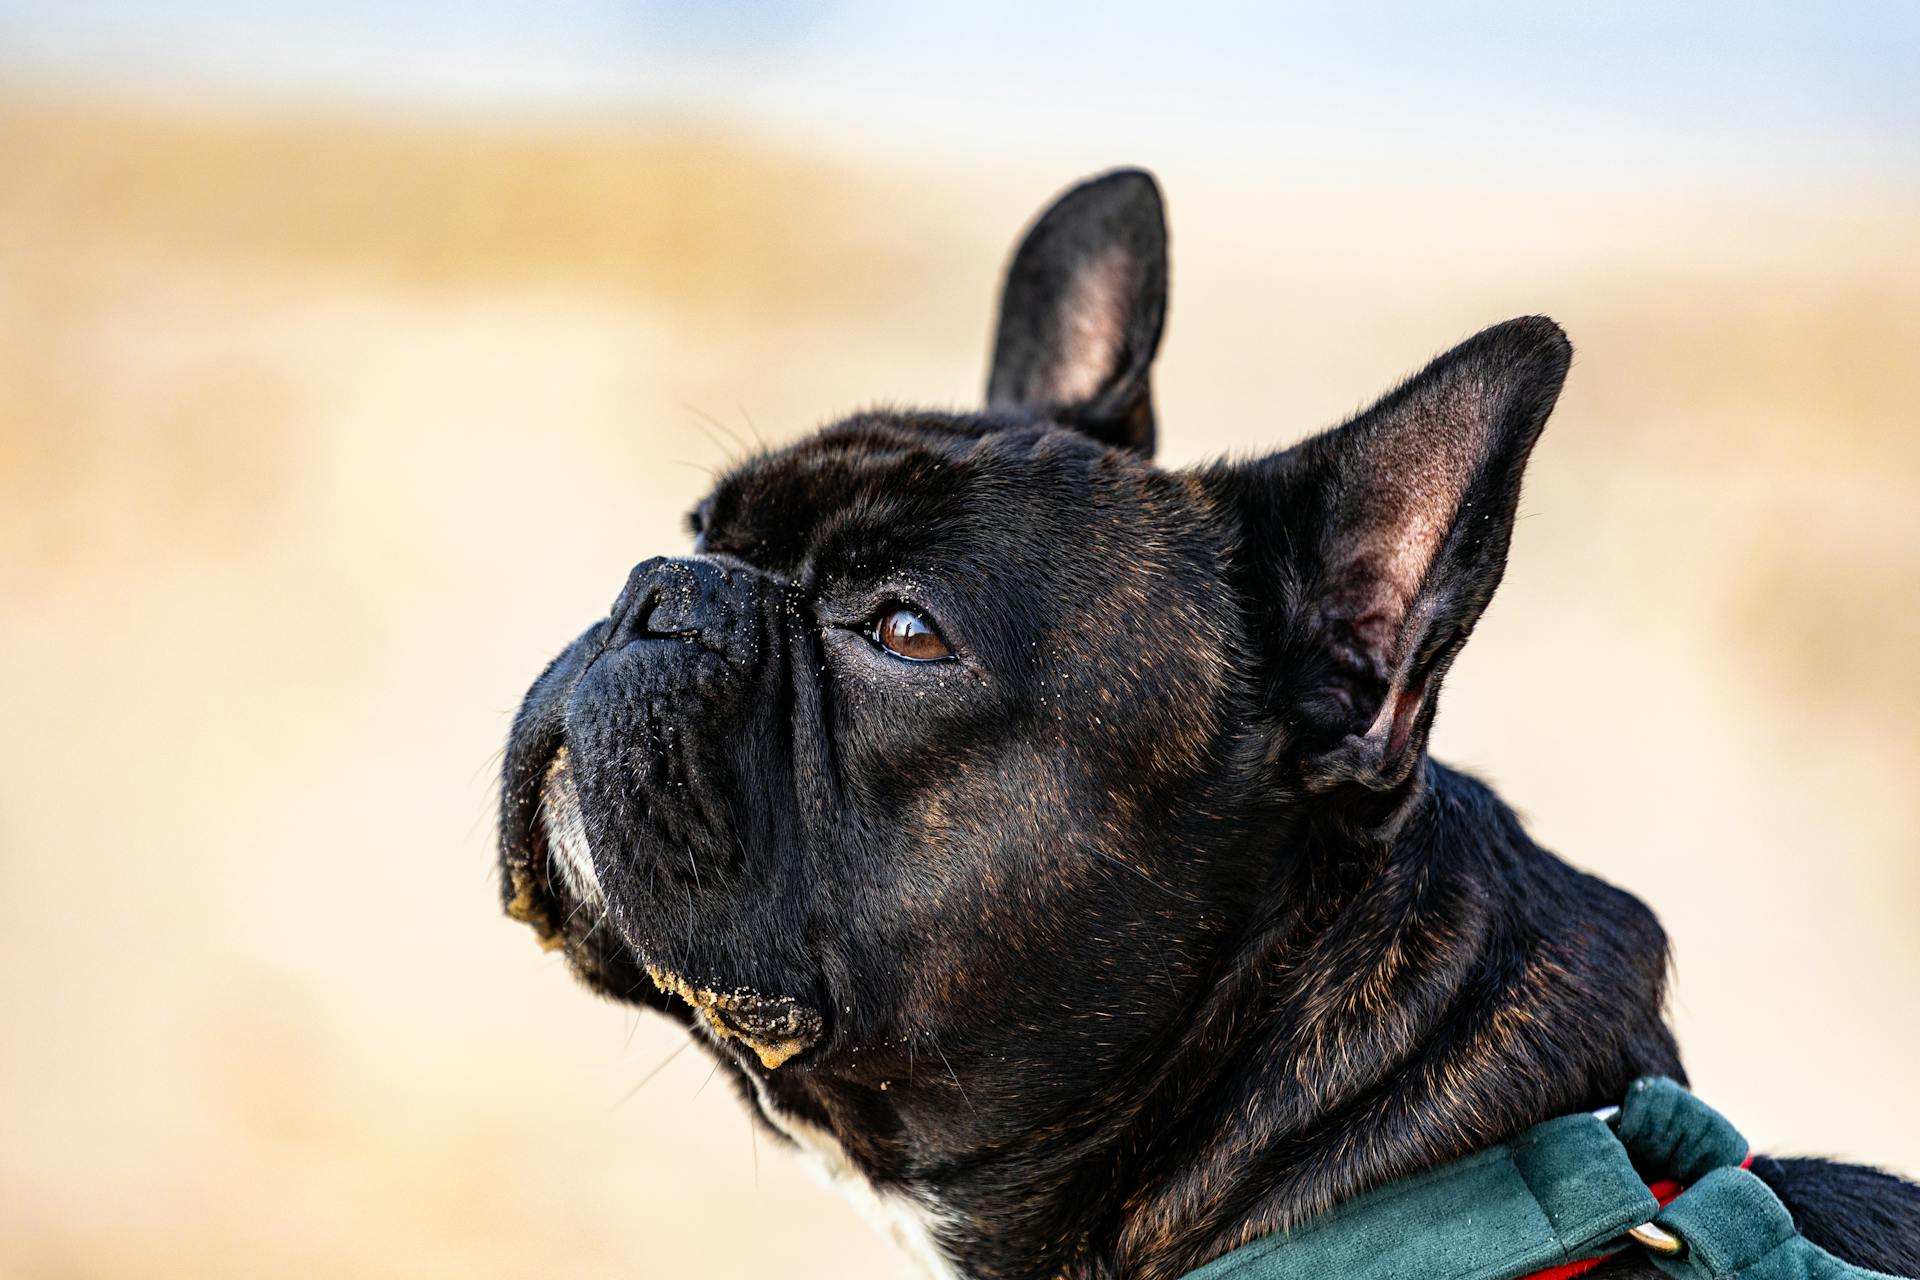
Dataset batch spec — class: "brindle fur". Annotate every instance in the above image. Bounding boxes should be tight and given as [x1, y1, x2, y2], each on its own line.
[498, 169, 1920, 1279]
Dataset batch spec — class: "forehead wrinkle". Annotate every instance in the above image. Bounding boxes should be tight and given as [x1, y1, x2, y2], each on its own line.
[805, 458, 975, 585]
[712, 414, 1021, 582]
[707, 438, 926, 569]
[706, 412, 1129, 616]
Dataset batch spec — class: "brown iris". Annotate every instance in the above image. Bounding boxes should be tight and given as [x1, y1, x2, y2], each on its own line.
[871, 606, 952, 662]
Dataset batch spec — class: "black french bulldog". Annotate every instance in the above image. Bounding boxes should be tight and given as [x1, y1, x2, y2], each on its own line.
[498, 170, 1920, 1279]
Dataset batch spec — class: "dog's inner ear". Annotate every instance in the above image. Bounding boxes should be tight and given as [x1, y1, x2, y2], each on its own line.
[1230, 317, 1573, 794]
[985, 168, 1168, 455]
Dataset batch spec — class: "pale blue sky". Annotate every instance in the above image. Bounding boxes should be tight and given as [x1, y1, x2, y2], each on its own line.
[3, 2, 1914, 181]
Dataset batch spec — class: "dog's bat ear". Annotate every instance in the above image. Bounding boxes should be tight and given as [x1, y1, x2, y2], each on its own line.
[985, 168, 1168, 455]
[1217, 317, 1572, 798]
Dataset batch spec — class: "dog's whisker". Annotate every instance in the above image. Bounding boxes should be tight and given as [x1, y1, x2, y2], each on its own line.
[735, 403, 765, 450]
[928, 1031, 977, 1119]
[615, 1038, 692, 1108]
[669, 459, 719, 480]
[748, 1107, 759, 1187]
[532, 791, 559, 898]
[683, 402, 750, 465]
[692, 1057, 723, 1101]
[471, 742, 508, 787]
[561, 894, 596, 931]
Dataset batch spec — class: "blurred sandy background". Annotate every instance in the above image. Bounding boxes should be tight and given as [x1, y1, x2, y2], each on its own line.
[1, 5, 1916, 1278]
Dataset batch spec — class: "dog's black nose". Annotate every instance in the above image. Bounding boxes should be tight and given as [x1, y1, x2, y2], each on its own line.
[606, 556, 736, 647]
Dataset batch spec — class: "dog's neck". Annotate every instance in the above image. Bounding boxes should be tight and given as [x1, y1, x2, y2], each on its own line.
[1093, 761, 1684, 1278]
[788, 760, 1683, 1280]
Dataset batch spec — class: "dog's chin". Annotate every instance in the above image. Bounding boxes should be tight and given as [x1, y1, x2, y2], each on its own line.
[502, 747, 826, 1070]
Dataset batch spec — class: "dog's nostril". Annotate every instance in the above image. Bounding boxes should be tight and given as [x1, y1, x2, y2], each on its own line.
[638, 592, 699, 639]
[608, 556, 731, 646]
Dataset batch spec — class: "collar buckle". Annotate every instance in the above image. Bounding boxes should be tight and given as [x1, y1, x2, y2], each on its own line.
[1592, 1105, 1688, 1259]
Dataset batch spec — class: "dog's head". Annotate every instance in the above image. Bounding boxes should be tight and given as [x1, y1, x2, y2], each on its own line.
[498, 169, 1570, 1147]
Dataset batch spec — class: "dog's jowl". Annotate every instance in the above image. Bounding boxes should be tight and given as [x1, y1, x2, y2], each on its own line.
[498, 170, 1920, 1280]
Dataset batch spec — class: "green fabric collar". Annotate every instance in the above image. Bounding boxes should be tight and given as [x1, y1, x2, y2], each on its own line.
[1178, 1078, 1908, 1280]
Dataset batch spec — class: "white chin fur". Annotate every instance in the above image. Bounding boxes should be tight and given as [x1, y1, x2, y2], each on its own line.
[742, 1072, 961, 1280]
[542, 748, 602, 908]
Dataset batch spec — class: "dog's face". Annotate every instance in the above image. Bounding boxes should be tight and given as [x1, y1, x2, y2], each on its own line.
[498, 170, 1571, 1172]
[505, 414, 1246, 1080]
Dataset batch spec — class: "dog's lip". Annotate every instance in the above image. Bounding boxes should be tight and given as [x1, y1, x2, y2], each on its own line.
[644, 964, 826, 1071]
[501, 736, 571, 950]
[501, 735, 832, 1065]
[503, 825, 561, 951]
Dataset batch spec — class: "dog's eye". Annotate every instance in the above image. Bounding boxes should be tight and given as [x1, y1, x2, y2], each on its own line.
[869, 606, 952, 662]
